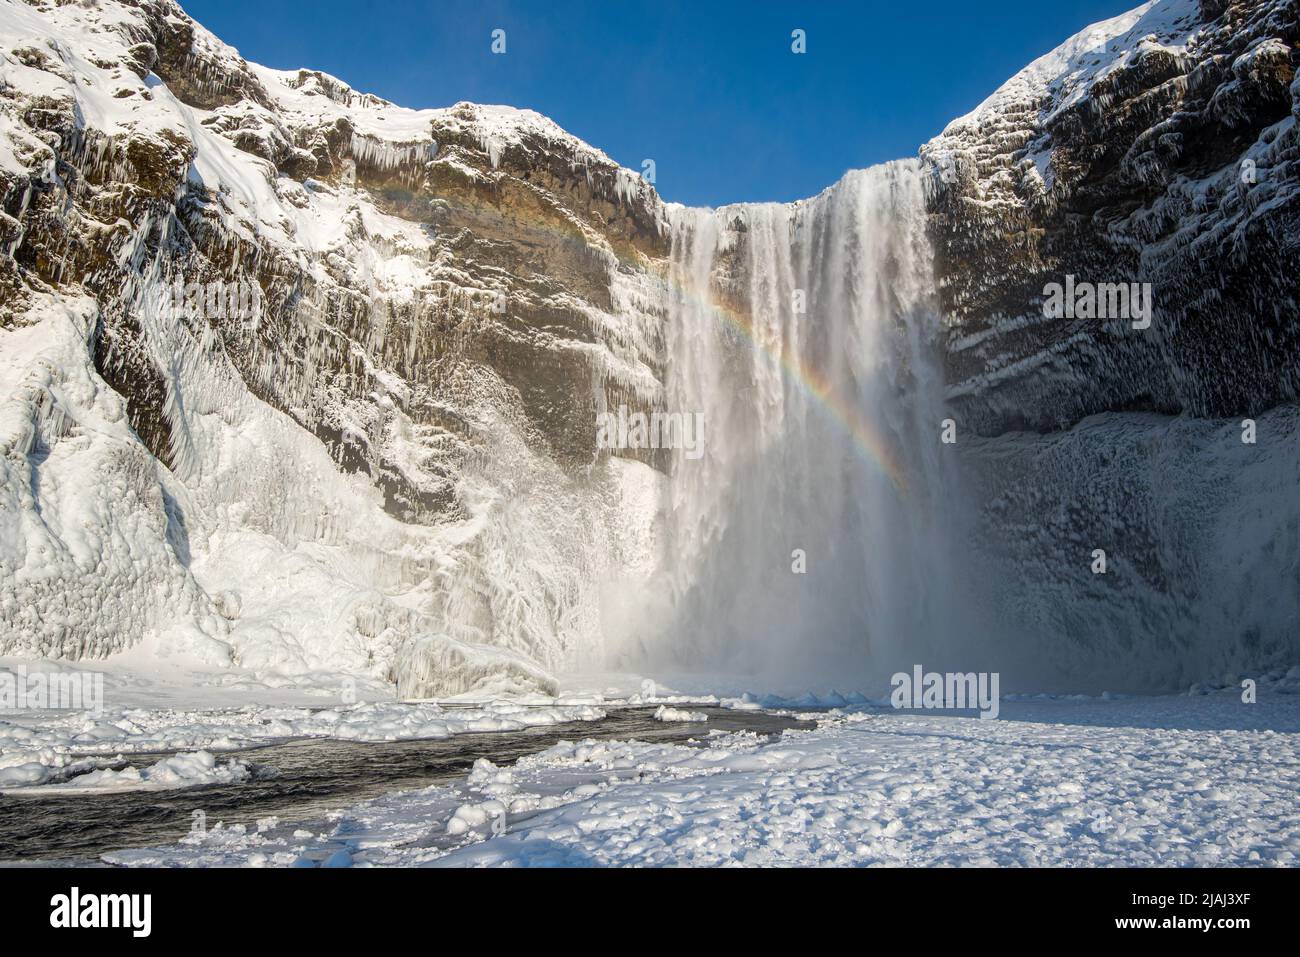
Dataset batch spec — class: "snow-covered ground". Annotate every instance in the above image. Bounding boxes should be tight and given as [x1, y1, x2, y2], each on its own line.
[15, 750, 252, 795]
[4, 657, 1297, 864]
[0, 657, 605, 789]
[57, 674, 1297, 868]
[0, 694, 609, 790]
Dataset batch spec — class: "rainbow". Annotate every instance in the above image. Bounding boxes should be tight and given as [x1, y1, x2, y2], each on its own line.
[666, 272, 911, 497]
[405, 186, 912, 496]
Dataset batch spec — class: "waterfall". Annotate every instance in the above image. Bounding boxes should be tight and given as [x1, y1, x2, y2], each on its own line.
[632, 160, 975, 690]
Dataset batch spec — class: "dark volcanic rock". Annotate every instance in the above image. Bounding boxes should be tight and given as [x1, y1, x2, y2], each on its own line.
[923, 0, 1299, 435]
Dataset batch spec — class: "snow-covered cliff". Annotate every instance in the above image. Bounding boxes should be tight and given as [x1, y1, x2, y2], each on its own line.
[916, 0, 1300, 689]
[0, 0, 670, 695]
[924, 0, 1298, 432]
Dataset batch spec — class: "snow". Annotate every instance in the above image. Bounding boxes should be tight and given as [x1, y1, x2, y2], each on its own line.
[0, 694, 603, 753]
[925, 0, 1212, 217]
[247, 57, 649, 189]
[96, 685, 1300, 867]
[16, 750, 251, 794]
[0, 659, 605, 792]
[0, 296, 226, 664]
[652, 705, 707, 722]
[0, 0, 674, 697]
[943, 0, 1202, 134]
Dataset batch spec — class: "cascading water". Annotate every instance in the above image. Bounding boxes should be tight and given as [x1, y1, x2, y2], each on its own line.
[611, 156, 1300, 696]
[631, 160, 980, 690]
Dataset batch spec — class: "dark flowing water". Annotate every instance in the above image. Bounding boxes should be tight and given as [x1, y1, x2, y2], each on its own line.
[0, 706, 809, 864]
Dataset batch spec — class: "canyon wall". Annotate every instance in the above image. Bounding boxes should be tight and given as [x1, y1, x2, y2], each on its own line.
[0, 0, 1295, 694]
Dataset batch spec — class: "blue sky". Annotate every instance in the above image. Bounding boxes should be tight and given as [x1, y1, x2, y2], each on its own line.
[183, 0, 1133, 207]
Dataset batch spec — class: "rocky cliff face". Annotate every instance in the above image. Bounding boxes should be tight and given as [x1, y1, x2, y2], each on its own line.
[917, 0, 1300, 688]
[0, 0, 672, 695]
[922, 0, 1298, 434]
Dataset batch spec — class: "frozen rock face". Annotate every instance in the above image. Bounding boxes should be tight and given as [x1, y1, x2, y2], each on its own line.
[920, 0, 1300, 688]
[0, 0, 669, 695]
[923, 0, 1299, 433]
